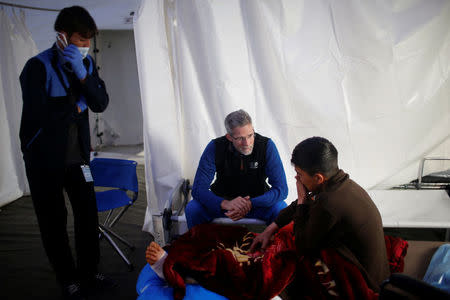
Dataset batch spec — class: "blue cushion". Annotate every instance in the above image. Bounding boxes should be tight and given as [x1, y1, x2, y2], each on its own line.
[136, 264, 228, 300]
[423, 244, 450, 293]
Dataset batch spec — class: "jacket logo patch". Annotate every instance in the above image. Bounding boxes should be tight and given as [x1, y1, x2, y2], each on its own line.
[249, 161, 259, 169]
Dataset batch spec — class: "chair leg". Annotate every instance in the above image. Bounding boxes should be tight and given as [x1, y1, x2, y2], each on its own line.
[98, 226, 134, 271]
[109, 205, 131, 228]
[104, 210, 114, 226]
[99, 224, 135, 249]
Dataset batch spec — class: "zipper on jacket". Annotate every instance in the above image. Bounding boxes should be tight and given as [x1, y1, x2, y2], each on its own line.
[26, 128, 42, 149]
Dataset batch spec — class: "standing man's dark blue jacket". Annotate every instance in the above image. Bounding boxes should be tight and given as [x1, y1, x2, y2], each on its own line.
[19, 44, 108, 168]
[19, 42, 109, 288]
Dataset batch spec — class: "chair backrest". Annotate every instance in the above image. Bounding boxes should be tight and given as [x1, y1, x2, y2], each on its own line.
[90, 158, 138, 192]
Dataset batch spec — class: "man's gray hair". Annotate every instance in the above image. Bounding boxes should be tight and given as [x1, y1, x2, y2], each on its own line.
[224, 109, 252, 134]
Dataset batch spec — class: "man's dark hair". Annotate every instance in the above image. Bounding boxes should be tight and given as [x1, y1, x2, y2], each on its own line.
[291, 137, 339, 177]
[54, 6, 98, 39]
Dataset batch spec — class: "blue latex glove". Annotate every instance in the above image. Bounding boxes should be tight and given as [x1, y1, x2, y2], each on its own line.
[63, 44, 87, 80]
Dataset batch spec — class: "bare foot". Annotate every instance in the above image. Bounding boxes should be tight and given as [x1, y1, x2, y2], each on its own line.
[146, 241, 165, 265]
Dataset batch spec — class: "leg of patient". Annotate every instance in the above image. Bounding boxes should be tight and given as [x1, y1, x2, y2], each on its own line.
[146, 241, 168, 280]
[145, 241, 198, 284]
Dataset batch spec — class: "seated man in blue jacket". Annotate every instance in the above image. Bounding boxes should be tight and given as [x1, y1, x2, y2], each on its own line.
[185, 109, 288, 229]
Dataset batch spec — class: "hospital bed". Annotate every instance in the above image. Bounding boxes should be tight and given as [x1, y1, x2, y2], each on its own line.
[369, 157, 450, 241]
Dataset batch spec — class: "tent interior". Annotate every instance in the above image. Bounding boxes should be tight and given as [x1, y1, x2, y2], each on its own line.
[1, 0, 449, 299]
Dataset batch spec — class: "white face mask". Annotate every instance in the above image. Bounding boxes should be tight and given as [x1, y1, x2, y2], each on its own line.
[56, 32, 89, 58]
[78, 47, 90, 58]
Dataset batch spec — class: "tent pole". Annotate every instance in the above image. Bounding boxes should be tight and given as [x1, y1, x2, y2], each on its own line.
[0, 1, 59, 12]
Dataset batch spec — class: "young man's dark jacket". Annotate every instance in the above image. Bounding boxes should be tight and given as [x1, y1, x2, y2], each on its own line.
[19, 44, 109, 169]
[275, 170, 390, 292]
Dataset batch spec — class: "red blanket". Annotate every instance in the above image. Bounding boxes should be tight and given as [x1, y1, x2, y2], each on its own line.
[384, 235, 409, 273]
[163, 223, 296, 300]
[163, 223, 408, 300]
[291, 249, 379, 300]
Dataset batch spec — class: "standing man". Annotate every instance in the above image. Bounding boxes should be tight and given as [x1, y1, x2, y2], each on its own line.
[19, 6, 111, 300]
[186, 109, 288, 229]
[250, 137, 389, 296]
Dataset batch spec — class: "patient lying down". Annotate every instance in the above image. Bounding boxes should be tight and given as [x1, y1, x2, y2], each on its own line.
[147, 244, 278, 300]
[144, 224, 297, 300]
[142, 223, 382, 300]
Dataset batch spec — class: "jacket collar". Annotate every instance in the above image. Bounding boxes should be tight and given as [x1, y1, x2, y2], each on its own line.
[317, 169, 349, 194]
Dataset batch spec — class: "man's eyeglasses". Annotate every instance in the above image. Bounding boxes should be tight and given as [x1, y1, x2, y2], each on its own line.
[231, 132, 255, 142]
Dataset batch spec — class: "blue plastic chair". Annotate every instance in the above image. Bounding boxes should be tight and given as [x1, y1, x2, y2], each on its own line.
[90, 158, 139, 270]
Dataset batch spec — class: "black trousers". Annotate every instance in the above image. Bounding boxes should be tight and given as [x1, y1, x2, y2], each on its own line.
[25, 162, 100, 285]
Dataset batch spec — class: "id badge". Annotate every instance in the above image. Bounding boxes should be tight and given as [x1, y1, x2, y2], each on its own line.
[81, 165, 93, 182]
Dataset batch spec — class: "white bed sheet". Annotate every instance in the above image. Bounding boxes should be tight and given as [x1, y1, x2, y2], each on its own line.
[369, 190, 450, 228]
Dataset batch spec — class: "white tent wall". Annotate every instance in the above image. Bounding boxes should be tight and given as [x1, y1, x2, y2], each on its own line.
[135, 0, 450, 234]
[89, 30, 143, 148]
[0, 8, 36, 207]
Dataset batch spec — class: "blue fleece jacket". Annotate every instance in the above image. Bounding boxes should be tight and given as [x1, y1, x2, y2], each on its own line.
[191, 139, 288, 216]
